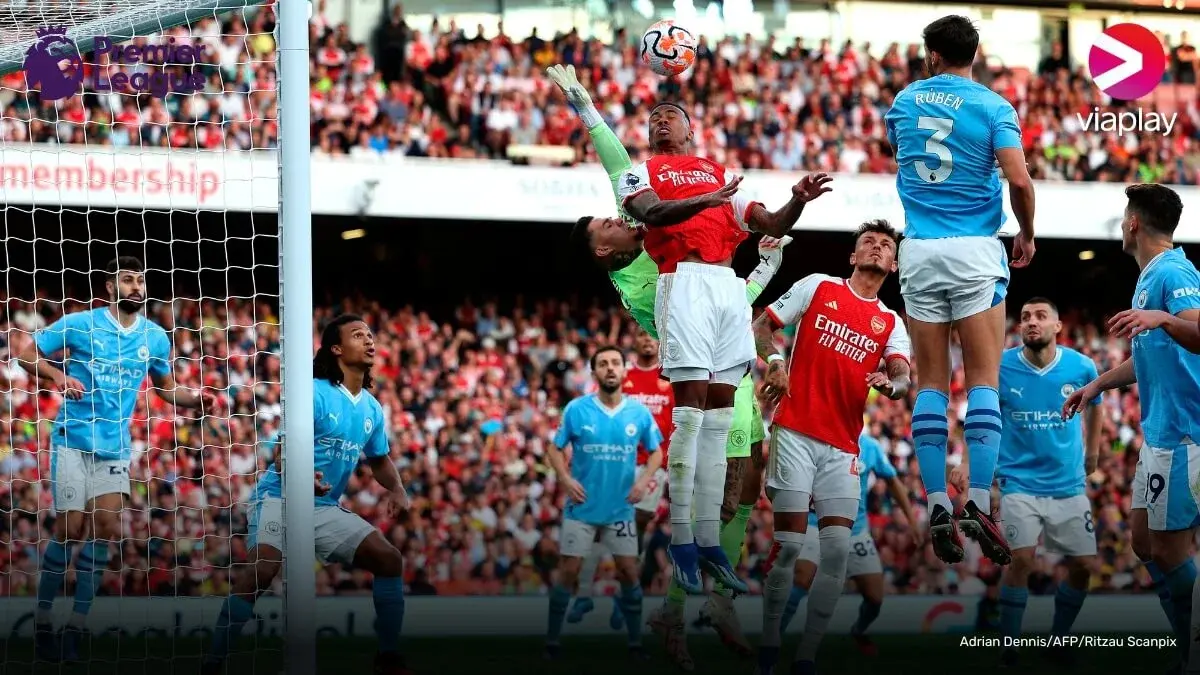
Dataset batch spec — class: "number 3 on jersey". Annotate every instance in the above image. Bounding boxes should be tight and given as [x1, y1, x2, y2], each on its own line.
[916, 116, 954, 184]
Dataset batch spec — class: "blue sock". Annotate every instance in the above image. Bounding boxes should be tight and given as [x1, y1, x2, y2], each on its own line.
[208, 595, 255, 661]
[998, 585, 1028, 641]
[964, 387, 1002, 506]
[852, 599, 882, 635]
[912, 390, 950, 503]
[780, 585, 808, 633]
[37, 540, 73, 619]
[617, 583, 643, 646]
[72, 540, 110, 617]
[373, 577, 406, 654]
[547, 585, 571, 644]
[1165, 559, 1196, 660]
[1146, 560, 1177, 631]
[1051, 582, 1087, 636]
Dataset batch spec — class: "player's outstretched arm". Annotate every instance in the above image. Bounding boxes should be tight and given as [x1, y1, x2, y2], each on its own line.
[546, 64, 633, 185]
[745, 236, 793, 303]
[743, 173, 833, 238]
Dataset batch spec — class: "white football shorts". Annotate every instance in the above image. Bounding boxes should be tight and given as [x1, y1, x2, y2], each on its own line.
[766, 426, 859, 504]
[51, 446, 130, 512]
[899, 236, 1009, 323]
[559, 518, 639, 558]
[248, 497, 375, 564]
[655, 262, 754, 381]
[1000, 492, 1097, 557]
[1139, 443, 1200, 532]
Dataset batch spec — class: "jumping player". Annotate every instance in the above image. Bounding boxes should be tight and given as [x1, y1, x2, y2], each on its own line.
[1064, 184, 1200, 671]
[548, 63, 805, 667]
[567, 329, 671, 631]
[617, 100, 830, 598]
[962, 297, 1101, 667]
[22, 257, 214, 662]
[753, 220, 912, 675]
[201, 315, 411, 675]
[885, 14, 1036, 565]
[544, 346, 663, 660]
[778, 430, 921, 657]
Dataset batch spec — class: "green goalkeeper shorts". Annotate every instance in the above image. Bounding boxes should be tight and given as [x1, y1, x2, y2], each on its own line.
[727, 373, 764, 458]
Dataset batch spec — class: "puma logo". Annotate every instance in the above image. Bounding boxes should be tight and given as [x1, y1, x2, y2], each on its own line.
[1010, 387, 1023, 397]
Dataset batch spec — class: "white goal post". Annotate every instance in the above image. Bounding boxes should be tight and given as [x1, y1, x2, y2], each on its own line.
[0, 0, 315, 673]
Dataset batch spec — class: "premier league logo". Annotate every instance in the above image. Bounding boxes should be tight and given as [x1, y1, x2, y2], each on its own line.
[23, 26, 84, 101]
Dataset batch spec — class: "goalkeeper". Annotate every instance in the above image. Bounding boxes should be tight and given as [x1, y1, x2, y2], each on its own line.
[548, 64, 790, 669]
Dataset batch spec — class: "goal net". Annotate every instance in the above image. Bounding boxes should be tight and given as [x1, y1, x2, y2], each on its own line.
[0, 0, 300, 672]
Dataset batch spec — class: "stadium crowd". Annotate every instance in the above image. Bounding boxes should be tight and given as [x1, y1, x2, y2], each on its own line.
[0, 4, 1198, 184]
[0, 292, 1164, 599]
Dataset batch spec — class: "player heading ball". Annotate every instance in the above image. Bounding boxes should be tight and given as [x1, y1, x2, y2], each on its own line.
[885, 14, 1037, 567]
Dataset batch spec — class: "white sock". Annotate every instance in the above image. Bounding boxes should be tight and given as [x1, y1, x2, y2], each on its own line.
[576, 541, 605, 599]
[68, 611, 87, 629]
[796, 526, 851, 663]
[694, 407, 733, 547]
[928, 491, 953, 515]
[762, 530, 805, 649]
[668, 407, 704, 546]
[35, 607, 53, 624]
[967, 487, 991, 512]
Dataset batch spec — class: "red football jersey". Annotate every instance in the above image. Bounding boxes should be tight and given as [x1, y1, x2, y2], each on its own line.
[617, 155, 761, 273]
[623, 362, 674, 465]
[765, 274, 911, 455]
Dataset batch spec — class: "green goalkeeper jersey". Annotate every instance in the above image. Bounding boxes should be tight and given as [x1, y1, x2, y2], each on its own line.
[592, 123, 763, 338]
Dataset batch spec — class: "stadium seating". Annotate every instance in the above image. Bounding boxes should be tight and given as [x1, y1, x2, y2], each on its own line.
[1, 9, 1196, 184]
[0, 296, 1156, 598]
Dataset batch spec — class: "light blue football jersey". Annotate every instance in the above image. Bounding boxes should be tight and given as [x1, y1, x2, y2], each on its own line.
[255, 378, 389, 506]
[554, 394, 662, 526]
[35, 308, 172, 460]
[997, 346, 1100, 498]
[1131, 248, 1200, 449]
[885, 74, 1022, 239]
[808, 432, 895, 536]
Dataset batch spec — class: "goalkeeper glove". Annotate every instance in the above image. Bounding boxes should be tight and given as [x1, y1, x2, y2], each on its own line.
[545, 64, 602, 129]
[747, 235, 794, 288]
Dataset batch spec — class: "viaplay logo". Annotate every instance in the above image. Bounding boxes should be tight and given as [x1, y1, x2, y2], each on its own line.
[1080, 23, 1176, 136]
[24, 26, 206, 102]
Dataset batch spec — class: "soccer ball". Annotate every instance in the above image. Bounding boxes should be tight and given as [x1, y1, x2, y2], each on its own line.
[640, 20, 697, 77]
